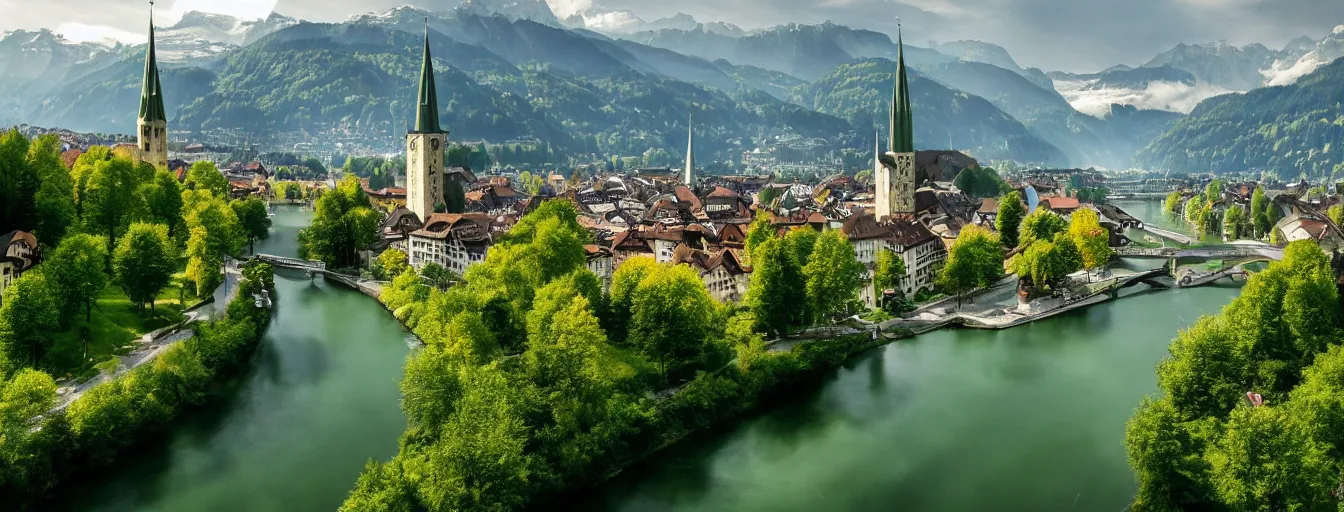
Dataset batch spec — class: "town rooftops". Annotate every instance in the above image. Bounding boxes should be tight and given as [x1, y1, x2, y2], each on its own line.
[410, 213, 492, 242]
[840, 213, 938, 247]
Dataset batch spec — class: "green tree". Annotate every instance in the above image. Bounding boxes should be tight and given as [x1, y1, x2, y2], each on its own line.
[0, 272, 60, 367]
[45, 233, 109, 324]
[1289, 345, 1344, 453]
[995, 191, 1026, 248]
[1125, 396, 1212, 510]
[803, 229, 866, 322]
[141, 170, 185, 238]
[1250, 187, 1270, 238]
[81, 156, 144, 257]
[184, 161, 230, 198]
[607, 256, 658, 345]
[784, 227, 819, 267]
[0, 129, 37, 235]
[185, 226, 221, 297]
[1017, 207, 1068, 248]
[0, 368, 57, 428]
[149, 342, 210, 406]
[873, 248, 908, 310]
[299, 176, 380, 268]
[1222, 204, 1248, 240]
[524, 295, 612, 422]
[937, 225, 1002, 305]
[400, 345, 465, 430]
[413, 364, 532, 511]
[376, 249, 410, 280]
[184, 190, 246, 259]
[420, 262, 458, 291]
[28, 135, 76, 245]
[1162, 191, 1183, 215]
[1183, 195, 1205, 227]
[746, 237, 805, 336]
[113, 222, 175, 314]
[744, 208, 776, 260]
[630, 265, 717, 381]
[230, 197, 272, 254]
[1206, 405, 1335, 511]
[1328, 204, 1344, 228]
[1157, 316, 1250, 420]
[1068, 207, 1113, 280]
[1011, 233, 1082, 290]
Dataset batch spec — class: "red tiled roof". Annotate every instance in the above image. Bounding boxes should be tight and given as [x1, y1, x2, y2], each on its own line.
[1044, 196, 1079, 210]
[60, 148, 82, 169]
[707, 186, 738, 199]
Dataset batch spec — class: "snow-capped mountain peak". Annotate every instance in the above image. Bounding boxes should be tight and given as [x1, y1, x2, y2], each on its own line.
[1263, 24, 1344, 86]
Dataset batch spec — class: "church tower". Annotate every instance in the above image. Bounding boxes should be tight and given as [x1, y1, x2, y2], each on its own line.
[875, 26, 916, 221]
[137, 5, 168, 170]
[405, 22, 448, 223]
[684, 114, 695, 186]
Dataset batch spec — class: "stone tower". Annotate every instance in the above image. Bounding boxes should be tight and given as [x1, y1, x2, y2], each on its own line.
[137, 6, 168, 170]
[684, 114, 695, 186]
[875, 27, 916, 221]
[405, 23, 448, 223]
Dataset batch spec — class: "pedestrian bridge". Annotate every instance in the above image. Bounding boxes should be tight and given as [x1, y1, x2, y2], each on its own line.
[1114, 245, 1283, 261]
[253, 254, 327, 271]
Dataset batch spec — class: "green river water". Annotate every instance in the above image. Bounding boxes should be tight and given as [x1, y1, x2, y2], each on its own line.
[49, 206, 413, 512]
[52, 201, 1240, 511]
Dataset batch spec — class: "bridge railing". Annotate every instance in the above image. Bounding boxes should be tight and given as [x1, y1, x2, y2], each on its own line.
[253, 254, 327, 271]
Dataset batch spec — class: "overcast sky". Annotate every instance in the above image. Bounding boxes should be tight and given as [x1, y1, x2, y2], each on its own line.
[2, 0, 1342, 71]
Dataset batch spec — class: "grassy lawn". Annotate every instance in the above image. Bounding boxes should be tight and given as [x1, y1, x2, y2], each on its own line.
[45, 271, 196, 380]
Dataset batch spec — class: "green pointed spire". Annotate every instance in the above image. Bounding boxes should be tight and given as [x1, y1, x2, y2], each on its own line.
[138, 8, 166, 123]
[413, 21, 443, 134]
[888, 25, 914, 154]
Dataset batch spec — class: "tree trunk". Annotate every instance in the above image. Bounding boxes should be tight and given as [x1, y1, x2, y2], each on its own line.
[86, 299, 92, 323]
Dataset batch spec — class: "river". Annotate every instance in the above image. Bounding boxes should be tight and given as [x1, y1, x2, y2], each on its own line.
[48, 206, 412, 512]
[568, 199, 1242, 512]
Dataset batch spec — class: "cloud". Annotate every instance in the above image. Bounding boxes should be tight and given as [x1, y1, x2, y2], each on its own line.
[2, 0, 1342, 72]
[1054, 78, 1236, 116]
[55, 22, 145, 44]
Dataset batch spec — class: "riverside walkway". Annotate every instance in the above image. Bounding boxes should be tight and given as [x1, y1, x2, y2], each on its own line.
[1140, 225, 1195, 245]
[874, 267, 1171, 333]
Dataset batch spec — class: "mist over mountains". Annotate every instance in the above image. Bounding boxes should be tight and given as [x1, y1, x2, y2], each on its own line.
[3, 2, 1343, 175]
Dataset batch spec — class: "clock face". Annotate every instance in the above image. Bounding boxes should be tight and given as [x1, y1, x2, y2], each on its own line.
[431, 138, 440, 151]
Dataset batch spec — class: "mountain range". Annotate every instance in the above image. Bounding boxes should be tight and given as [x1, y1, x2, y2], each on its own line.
[3, 4, 1343, 175]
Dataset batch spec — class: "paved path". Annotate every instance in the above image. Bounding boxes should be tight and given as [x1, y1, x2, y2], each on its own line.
[50, 260, 247, 413]
[1140, 225, 1195, 245]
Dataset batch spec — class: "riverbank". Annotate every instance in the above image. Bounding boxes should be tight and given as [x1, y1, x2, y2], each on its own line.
[39, 206, 414, 512]
[567, 283, 1246, 511]
[1, 262, 277, 510]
